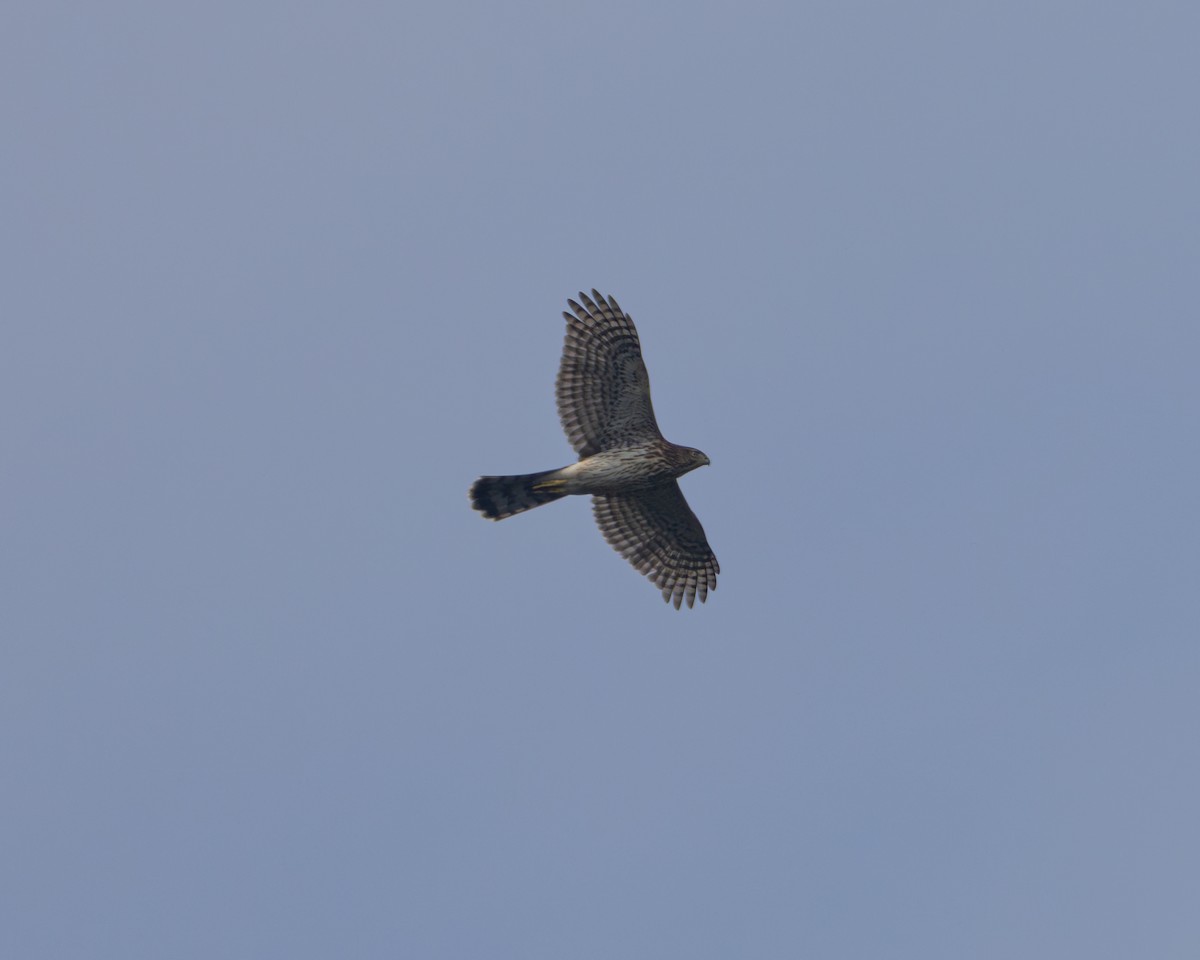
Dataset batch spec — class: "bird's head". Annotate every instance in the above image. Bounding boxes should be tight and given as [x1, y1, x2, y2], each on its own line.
[680, 447, 711, 474]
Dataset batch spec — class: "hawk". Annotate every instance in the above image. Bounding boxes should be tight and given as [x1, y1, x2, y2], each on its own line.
[470, 290, 718, 608]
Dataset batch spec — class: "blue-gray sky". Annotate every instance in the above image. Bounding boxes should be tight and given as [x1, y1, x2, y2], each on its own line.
[4, 2, 1198, 957]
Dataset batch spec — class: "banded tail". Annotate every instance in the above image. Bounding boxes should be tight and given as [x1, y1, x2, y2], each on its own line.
[470, 469, 568, 520]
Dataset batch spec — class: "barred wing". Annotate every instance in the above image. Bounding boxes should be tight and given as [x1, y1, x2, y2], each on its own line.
[592, 483, 719, 609]
[556, 290, 663, 457]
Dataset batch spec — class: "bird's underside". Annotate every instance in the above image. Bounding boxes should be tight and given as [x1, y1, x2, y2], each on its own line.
[470, 290, 718, 609]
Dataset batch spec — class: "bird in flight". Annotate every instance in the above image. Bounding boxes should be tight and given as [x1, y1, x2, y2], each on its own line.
[470, 290, 718, 608]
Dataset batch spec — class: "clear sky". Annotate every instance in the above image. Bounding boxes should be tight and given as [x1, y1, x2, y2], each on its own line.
[3, 2, 1198, 957]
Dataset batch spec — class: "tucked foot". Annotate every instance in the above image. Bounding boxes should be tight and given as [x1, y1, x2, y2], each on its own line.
[531, 478, 568, 492]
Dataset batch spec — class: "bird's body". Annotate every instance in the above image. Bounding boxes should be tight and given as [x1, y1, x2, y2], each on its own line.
[470, 291, 718, 608]
[474, 443, 709, 515]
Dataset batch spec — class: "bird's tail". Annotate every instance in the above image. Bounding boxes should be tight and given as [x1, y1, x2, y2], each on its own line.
[470, 469, 568, 520]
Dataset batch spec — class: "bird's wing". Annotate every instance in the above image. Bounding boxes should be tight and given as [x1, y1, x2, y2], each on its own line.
[556, 290, 663, 457]
[592, 482, 718, 609]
